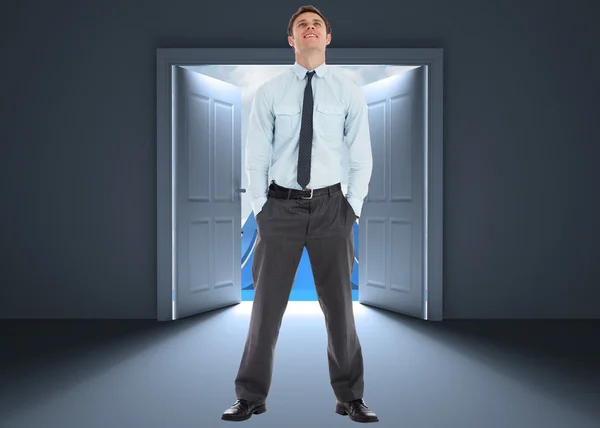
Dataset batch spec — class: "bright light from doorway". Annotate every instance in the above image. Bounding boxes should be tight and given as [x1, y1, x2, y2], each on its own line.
[233, 301, 367, 316]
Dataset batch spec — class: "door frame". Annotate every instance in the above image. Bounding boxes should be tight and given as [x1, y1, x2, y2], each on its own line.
[156, 48, 444, 322]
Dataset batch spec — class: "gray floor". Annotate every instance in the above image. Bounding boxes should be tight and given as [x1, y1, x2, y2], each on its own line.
[1, 302, 599, 428]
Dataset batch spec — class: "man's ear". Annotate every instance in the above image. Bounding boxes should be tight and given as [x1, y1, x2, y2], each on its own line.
[288, 35, 295, 48]
[326, 33, 331, 46]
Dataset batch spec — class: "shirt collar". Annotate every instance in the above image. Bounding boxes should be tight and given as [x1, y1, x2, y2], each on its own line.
[291, 61, 328, 80]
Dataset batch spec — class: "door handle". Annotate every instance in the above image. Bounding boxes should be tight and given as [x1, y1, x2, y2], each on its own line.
[235, 188, 246, 193]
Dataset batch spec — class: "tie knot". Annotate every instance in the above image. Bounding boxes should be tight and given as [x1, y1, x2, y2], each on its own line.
[306, 70, 315, 80]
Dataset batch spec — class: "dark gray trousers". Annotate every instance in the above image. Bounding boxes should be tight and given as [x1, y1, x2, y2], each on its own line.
[234, 184, 364, 403]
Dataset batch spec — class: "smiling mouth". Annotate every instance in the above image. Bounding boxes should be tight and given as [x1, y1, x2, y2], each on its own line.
[304, 34, 318, 38]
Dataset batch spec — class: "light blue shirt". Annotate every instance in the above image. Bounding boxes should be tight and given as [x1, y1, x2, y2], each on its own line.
[245, 61, 373, 218]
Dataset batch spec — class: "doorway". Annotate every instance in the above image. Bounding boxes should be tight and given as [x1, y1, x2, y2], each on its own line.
[185, 64, 418, 303]
[156, 48, 444, 322]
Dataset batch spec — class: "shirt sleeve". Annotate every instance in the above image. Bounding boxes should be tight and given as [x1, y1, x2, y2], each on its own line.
[245, 84, 274, 216]
[344, 84, 373, 218]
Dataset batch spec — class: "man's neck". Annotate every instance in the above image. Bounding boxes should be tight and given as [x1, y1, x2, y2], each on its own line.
[295, 53, 326, 72]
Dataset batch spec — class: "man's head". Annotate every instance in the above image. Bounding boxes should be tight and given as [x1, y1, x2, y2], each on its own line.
[287, 5, 331, 54]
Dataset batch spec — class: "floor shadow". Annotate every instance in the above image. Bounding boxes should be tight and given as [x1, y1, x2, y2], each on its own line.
[364, 306, 600, 422]
[0, 305, 234, 424]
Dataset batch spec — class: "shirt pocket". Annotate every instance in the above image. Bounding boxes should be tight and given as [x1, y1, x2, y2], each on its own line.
[315, 103, 345, 139]
[274, 104, 301, 139]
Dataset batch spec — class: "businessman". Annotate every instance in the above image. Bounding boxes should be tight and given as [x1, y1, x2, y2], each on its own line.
[222, 5, 377, 423]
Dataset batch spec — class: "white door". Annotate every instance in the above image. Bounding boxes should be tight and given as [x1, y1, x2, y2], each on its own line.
[173, 66, 242, 319]
[358, 66, 427, 319]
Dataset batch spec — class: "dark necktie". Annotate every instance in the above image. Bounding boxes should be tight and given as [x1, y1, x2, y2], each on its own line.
[297, 70, 315, 189]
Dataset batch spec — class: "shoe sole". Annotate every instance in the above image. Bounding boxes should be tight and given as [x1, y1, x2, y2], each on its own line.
[335, 404, 379, 423]
[221, 405, 267, 422]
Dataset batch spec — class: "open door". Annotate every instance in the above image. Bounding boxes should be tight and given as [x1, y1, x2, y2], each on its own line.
[172, 66, 242, 319]
[358, 66, 427, 319]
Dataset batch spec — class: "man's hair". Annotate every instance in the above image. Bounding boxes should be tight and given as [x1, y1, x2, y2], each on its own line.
[287, 5, 331, 37]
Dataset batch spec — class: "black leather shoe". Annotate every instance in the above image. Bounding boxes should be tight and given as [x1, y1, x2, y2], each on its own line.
[221, 399, 267, 422]
[335, 398, 379, 423]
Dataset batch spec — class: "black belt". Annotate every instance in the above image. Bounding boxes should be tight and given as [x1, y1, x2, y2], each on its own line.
[268, 182, 341, 200]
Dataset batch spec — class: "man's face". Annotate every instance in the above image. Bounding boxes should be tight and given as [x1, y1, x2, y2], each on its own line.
[288, 12, 331, 53]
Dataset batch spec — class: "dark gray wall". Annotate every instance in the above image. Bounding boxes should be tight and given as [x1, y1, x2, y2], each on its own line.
[1, 0, 598, 319]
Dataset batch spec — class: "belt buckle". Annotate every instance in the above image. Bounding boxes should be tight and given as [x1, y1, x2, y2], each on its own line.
[300, 188, 313, 199]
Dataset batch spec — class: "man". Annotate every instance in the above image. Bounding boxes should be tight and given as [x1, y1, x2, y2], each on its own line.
[221, 5, 377, 423]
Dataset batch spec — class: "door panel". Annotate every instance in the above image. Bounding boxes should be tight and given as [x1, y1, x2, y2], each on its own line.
[173, 66, 242, 319]
[359, 66, 426, 319]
